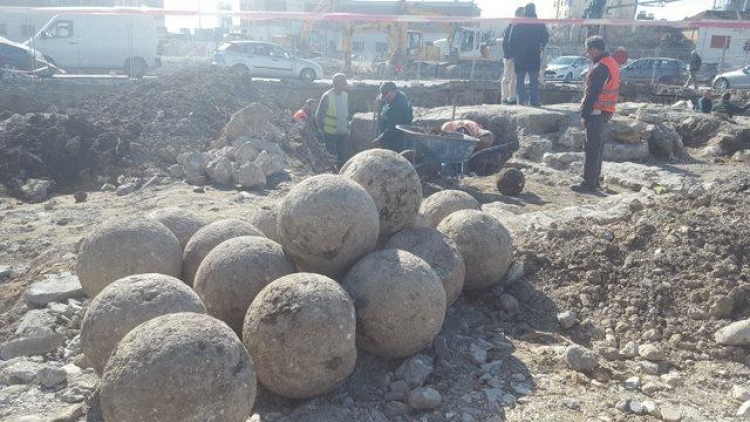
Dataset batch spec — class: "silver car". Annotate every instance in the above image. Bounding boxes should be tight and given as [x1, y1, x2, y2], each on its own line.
[544, 56, 588, 82]
[212, 41, 324, 82]
[713, 65, 750, 89]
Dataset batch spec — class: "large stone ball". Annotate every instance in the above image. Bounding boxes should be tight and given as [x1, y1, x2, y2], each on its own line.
[496, 169, 526, 196]
[100, 313, 256, 422]
[147, 207, 208, 250]
[248, 204, 280, 243]
[385, 227, 465, 306]
[182, 218, 264, 286]
[340, 149, 423, 238]
[277, 174, 379, 278]
[242, 273, 356, 399]
[437, 210, 513, 291]
[341, 249, 446, 358]
[419, 190, 480, 228]
[81, 273, 206, 376]
[194, 236, 296, 333]
[76, 217, 183, 297]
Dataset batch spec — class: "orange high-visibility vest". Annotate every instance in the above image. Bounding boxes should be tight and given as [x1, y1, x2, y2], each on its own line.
[592, 55, 620, 113]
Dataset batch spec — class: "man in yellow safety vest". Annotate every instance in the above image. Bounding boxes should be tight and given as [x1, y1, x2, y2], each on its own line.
[315, 73, 349, 167]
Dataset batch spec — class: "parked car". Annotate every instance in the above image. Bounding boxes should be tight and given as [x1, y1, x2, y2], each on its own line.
[0, 36, 61, 78]
[28, 14, 160, 78]
[212, 41, 324, 82]
[712, 65, 750, 89]
[619, 57, 688, 85]
[544, 55, 589, 82]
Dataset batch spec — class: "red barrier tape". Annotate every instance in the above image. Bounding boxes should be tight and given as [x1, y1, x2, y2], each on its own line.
[1, 6, 750, 29]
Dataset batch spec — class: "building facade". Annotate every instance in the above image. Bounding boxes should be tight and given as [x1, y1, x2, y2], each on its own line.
[714, 0, 750, 12]
[554, 0, 637, 20]
[685, 10, 750, 69]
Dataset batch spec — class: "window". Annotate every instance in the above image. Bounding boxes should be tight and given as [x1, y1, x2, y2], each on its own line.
[460, 31, 475, 53]
[353, 41, 364, 52]
[270, 45, 288, 58]
[20, 25, 35, 37]
[710, 35, 731, 49]
[45, 20, 74, 39]
[252, 45, 271, 56]
[375, 42, 388, 53]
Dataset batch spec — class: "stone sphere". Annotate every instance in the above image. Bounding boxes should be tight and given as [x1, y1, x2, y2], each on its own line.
[100, 313, 256, 422]
[248, 204, 280, 243]
[340, 149, 423, 238]
[437, 210, 513, 291]
[385, 227, 465, 306]
[419, 190, 480, 228]
[147, 207, 208, 250]
[242, 273, 356, 399]
[81, 273, 206, 376]
[76, 217, 183, 297]
[277, 174, 379, 278]
[182, 218, 264, 286]
[194, 236, 296, 333]
[341, 249, 446, 358]
[496, 169, 526, 196]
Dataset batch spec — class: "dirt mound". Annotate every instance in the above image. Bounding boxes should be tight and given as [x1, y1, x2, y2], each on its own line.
[0, 68, 273, 197]
[87, 66, 259, 140]
[518, 177, 750, 363]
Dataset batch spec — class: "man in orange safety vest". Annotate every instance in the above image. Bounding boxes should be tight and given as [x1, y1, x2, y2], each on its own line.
[572, 35, 620, 194]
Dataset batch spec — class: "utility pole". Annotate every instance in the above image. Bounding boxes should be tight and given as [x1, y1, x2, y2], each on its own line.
[197, 0, 202, 29]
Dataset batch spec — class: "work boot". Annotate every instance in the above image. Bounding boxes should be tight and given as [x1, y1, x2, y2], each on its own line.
[570, 183, 599, 193]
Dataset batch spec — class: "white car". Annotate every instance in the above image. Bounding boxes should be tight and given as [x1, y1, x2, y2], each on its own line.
[713, 65, 750, 89]
[544, 56, 589, 83]
[212, 41, 324, 82]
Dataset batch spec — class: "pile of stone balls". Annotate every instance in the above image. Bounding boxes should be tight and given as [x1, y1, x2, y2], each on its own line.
[75, 149, 514, 422]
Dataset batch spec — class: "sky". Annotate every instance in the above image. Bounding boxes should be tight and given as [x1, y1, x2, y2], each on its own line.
[163, 0, 718, 30]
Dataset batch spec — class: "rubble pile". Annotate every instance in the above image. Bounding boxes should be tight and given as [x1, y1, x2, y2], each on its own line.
[518, 175, 750, 364]
[0, 68, 337, 201]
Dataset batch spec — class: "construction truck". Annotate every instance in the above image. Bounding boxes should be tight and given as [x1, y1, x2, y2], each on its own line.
[442, 26, 501, 80]
[343, 23, 500, 80]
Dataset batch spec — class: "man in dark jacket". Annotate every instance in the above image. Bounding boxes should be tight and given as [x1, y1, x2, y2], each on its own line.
[374, 81, 414, 152]
[506, 3, 549, 107]
[712, 92, 750, 118]
[572, 35, 620, 194]
[695, 90, 712, 114]
[685, 50, 701, 89]
[500, 7, 526, 104]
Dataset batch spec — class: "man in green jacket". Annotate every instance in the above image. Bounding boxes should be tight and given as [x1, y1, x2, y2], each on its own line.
[374, 81, 414, 152]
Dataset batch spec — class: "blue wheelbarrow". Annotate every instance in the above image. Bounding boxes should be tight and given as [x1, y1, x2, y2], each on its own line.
[396, 125, 515, 178]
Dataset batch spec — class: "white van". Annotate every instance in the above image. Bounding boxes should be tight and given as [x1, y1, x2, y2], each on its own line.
[27, 14, 160, 77]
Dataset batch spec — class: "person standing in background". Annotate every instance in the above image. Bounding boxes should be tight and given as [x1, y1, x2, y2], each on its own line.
[506, 3, 549, 107]
[612, 47, 628, 66]
[685, 50, 702, 89]
[316, 73, 349, 167]
[500, 7, 526, 104]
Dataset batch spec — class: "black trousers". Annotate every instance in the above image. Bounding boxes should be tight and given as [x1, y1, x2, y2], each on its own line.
[583, 112, 612, 188]
[323, 134, 347, 167]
